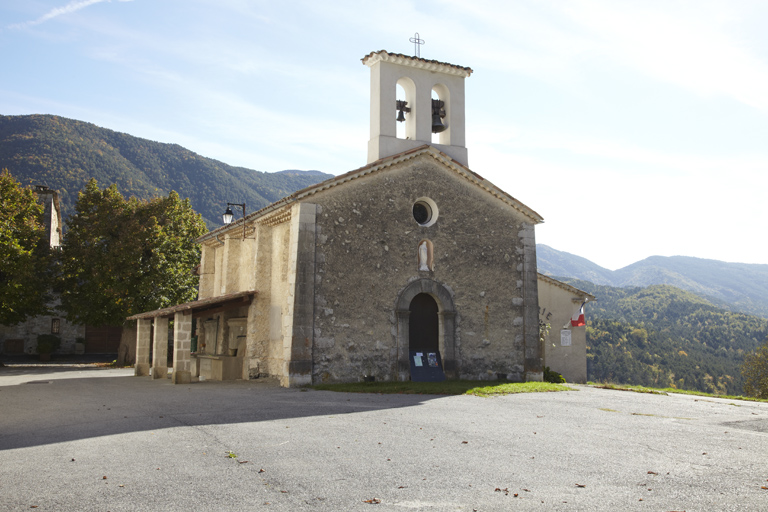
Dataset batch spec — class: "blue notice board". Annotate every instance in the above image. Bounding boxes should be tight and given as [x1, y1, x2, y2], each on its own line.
[409, 350, 446, 382]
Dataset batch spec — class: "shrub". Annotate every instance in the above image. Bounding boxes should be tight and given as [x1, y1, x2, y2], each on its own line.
[36, 334, 61, 354]
[543, 366, 566, 383]
[742, 340, 768, 399]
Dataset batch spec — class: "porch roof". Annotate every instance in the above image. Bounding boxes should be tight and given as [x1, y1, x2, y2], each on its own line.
[126, 290, 257, 320]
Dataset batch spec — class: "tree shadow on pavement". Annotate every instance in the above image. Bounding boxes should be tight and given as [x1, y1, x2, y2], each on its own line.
[0, 368, 443, 451]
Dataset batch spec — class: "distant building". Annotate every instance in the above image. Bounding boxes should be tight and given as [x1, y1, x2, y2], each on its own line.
[0, 187, 84, 356]
[537, 274, 595, 383]
[0, 186, 121, 357]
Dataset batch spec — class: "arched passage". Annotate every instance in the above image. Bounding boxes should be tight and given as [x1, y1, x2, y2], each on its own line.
[394, 279, 458, 380]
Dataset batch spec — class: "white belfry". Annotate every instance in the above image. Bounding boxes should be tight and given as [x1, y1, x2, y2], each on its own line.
[362, 50, 472, 166]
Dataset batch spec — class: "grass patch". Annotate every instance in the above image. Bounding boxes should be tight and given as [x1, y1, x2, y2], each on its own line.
[310, 380, 574, 396]
[587, 382, 768, 403]
[466, 382, 573, 397]
[588, 383, 668, 395]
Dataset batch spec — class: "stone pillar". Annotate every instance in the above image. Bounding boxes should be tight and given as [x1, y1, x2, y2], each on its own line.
[224, 235, 242, 294]
[198, 245, 215, 300]
[171, 312, 192, 384]
[439, 311, 458, 378]
[282, 203, 316, 387]
[134, 318, 151, 376]
[250, 225, 273, 379]
[521, 223, 543, 382]
[395, 310, 411, 381]
[151, 316, 169, 379]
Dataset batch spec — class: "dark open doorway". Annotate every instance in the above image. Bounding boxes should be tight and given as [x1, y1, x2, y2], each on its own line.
[409, 293, 438, 352]
[395, 278, 457, 380]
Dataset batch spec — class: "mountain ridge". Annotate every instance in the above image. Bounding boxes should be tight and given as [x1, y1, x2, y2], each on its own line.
[537, 244, 768, 318]
[0, 114, 334, 228]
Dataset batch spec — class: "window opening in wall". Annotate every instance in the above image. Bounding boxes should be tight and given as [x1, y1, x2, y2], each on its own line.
[431, 90, 446, 143]
[396, 84, 407, 139]
[51, 318, 61, 334]
[413, 202, 431, 225]
[412, 197, 439, 227]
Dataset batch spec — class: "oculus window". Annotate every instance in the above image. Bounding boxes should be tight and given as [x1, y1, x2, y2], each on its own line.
[412, 198, 439, 227]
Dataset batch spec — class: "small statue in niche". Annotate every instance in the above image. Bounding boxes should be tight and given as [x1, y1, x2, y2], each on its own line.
[418, 240, 432, 271]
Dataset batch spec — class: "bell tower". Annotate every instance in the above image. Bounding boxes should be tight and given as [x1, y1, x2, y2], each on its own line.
[362, 50, 473, 167]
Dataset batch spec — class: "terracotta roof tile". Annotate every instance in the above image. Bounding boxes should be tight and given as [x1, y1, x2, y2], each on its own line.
[127, 290, 257, 320]
[198, 145, 543, 243]
[361, 50, 473, 76]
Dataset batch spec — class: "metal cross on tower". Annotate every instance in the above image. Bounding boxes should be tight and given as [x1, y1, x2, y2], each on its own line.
[409, 32, 425, 58]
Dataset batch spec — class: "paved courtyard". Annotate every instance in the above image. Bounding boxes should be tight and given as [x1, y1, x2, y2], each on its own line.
[1, 364, 766, 511]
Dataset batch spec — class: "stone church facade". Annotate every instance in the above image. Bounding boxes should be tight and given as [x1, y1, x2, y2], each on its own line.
[130, 50, 552, 386]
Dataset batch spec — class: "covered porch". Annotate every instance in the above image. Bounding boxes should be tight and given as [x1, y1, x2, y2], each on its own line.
[126, 290, 257, 384]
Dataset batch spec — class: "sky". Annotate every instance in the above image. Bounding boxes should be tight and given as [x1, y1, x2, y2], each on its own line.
[2, 0, 767, 270]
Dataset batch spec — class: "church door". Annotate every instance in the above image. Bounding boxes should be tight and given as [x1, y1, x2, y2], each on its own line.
[409, 293, 439, 352]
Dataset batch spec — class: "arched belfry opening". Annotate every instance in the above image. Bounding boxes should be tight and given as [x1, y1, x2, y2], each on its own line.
[394, 278, 458, 381]
[396, 77, 415, 140]
[431, 84, 450, 145]
[362, 50, 472, 166]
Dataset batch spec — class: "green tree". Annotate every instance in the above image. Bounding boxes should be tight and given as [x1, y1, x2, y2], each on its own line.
[0, 169, 52, 324]
[741, 339, 768, 398]
[58, 179, 207, 327]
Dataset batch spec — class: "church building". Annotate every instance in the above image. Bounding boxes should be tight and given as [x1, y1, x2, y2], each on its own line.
[129, 50, 551, 386]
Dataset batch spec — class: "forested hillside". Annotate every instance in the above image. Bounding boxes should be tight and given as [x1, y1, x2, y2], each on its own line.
[0, 115, 333, 227]
[563, 279, 768, 395]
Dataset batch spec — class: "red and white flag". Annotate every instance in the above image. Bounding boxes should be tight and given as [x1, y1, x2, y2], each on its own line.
[571, 300, 587, 327]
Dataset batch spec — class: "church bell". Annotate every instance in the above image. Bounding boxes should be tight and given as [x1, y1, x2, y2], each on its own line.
[431, 99, 447, 133]
[396, 100, 410, 123]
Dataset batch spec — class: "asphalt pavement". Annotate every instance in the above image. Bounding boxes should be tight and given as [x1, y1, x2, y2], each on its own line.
[1, 364, 767, 511]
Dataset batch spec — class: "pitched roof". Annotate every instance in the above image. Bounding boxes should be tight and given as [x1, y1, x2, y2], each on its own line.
[127, 290, 257, 320]
[537, 273, 596, 301]
[361, 50, 473, 77]
[198, 145, 543, 243]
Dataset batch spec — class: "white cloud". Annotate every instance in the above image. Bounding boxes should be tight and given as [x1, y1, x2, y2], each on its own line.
[8, 0, 133, 29]
[466, 116, 768, 269]
[563, 0, 768, 111]
[418, 1, 768, 112]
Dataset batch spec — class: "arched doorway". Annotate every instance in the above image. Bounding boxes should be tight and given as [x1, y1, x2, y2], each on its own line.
[409, 293, 439, 353]
[394, 278, 458, 380]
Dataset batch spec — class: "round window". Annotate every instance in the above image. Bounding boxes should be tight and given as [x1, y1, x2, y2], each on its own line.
[413, 202, 431, 224]
[412, 198, 438, 227]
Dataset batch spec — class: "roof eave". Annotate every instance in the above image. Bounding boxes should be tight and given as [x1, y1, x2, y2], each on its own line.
[197, 144, 544, 243]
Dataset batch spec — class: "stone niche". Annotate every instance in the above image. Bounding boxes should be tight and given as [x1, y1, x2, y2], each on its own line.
[196, 317, 247, 381]
[202, 319, 218, 355]
[227, 317, 247, 356]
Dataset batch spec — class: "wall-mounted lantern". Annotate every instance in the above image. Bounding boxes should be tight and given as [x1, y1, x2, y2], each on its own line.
[222, 202, 246, 240]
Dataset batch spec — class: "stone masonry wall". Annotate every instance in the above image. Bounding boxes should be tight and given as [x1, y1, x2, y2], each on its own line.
[309, 155, 538, 383]
[0, 311, 84, 355]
